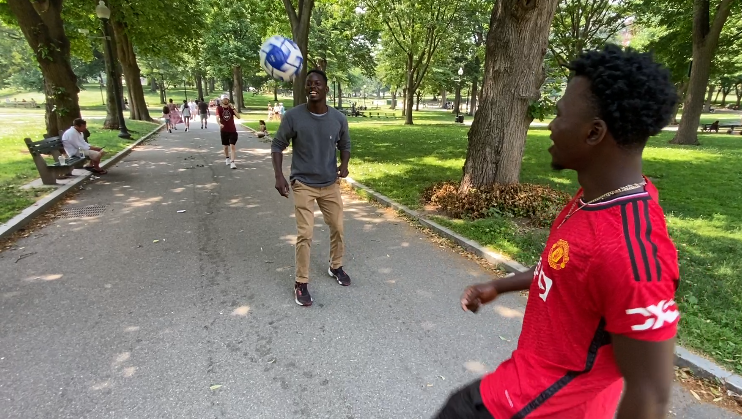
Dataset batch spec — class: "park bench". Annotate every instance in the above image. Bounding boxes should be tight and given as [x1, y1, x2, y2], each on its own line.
[368, 111, 381, 118]
[384, 112, 397, 119]
[700, 122, 742, 134]
[24, 136, 88, 185]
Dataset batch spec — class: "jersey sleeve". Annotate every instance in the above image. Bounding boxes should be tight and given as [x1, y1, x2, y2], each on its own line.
[590, 202, 680, 341]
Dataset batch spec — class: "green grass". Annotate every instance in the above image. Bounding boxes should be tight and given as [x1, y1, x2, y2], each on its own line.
[243, 108, 742, 374]
[0, 114, 159, 223]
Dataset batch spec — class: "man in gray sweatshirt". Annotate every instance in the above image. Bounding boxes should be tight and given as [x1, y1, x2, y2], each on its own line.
[271, 69, 351, 306]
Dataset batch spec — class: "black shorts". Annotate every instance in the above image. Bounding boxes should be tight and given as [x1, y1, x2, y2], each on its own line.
[433, 380, 494, 419]
[221, 131, 238, 145]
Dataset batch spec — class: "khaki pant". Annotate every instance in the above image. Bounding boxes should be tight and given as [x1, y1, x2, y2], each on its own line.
[292, 180, 344, 283]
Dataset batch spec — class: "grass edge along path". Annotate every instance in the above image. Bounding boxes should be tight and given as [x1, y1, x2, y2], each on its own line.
[251, 113, 742, 375]
[0, 119, 159, 223]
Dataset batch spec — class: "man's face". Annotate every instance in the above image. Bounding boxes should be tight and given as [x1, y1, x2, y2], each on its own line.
[305, 73, 327, 103]
[75, 124, 87, 133]
[547, 77, 601, 171]
[222, 98, 230, 106]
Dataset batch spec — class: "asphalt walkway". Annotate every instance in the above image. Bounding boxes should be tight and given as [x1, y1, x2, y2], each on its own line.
[0, 118, 738, 418]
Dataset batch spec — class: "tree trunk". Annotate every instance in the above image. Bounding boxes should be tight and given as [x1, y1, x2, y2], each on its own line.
[111, 19, 151, 122]
[441, 89, 447, 108]
[703, 84, 715, 112]
[338, 82, 343, 108]
[7, 0, 81, 137]
[101, 26, 120, 130]
[196, 75, 204, 100]
[415, 92, 421, 111]
[149, 77, 157, 92]
[460, 0, 560, 190]
[404, 54, 415, 124]
[273, 83, 278, 101]
[283, 0, 314, 106]
[402, 88, 407, 116]
[228, 79, 234, 103]
[670, 82, 688, 125]
[233, 66, 244, 112]
[390, 89, 397, 110]
[469, 79, 478, 116]
[672, 0, 734, 145]
[209, 78, 215, 93]
[721, 90, 729, 107]
[713, 85, 722, 103]
[735, 84, 741, 108]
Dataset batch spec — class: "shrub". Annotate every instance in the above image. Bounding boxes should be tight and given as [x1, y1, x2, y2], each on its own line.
[423, 182, 572, 228]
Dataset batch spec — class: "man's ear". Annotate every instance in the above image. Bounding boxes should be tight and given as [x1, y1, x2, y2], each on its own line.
[586, 119, 608, 146]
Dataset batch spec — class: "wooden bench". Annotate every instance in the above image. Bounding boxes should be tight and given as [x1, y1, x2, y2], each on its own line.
[384, 112, 397, 119]
[24, 136, 88, 185]
[700, 123, 742, 134]
[367, 112, 381, 118]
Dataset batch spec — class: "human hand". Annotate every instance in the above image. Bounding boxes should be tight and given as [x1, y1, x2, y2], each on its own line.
[460, 282, 500, 313]
[275, 176, 290, 198]
[337, 164, 349, 178]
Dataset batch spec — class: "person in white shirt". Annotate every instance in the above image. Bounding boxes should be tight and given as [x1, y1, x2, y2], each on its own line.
[62, 118, 107, 174]
[180, 100, 191, 131]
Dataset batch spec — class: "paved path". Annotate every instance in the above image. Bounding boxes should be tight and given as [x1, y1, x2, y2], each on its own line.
[0, 119, 738, 418]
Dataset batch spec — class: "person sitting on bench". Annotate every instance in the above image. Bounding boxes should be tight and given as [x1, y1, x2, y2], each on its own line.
[62, 118, 107, 174]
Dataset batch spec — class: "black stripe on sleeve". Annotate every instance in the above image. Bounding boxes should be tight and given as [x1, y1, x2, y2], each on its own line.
[632, 202, 653, 282]
[621, 204, 641, 282]
[510, 320, 611, 419]
[642, 200, 662, 282]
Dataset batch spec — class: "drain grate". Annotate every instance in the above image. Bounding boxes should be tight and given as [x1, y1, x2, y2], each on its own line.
[59, 204, 108, 219]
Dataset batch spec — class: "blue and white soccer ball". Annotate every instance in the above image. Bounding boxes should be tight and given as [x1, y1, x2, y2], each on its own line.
[259, 35, 304, 82]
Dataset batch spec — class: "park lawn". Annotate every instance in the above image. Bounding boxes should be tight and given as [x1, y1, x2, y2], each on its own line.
[0, 116, 159, 223]
[332, 112, 742, 374]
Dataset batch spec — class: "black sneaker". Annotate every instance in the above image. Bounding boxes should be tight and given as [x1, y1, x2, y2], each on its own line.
[328, 266, 351, 286]
[294, 282, 313, 306]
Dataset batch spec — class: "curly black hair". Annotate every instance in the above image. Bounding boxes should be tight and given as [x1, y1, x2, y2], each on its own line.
[567, 44, 677, 149]
[307, 68, 328, 84]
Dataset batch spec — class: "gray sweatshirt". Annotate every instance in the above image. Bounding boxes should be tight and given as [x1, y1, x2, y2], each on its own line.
[271, 104, 351, 187]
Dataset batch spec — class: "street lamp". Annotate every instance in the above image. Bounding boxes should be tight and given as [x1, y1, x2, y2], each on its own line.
[95, 0, 130, 138]
[456, 67, 463, 123]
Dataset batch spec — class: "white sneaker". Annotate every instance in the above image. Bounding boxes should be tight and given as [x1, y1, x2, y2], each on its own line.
[230, 162, 236, 169]
[225, 158, 231, 165]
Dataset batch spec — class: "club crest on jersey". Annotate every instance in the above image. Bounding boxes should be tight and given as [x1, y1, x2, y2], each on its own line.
[548, 239, 570, 270]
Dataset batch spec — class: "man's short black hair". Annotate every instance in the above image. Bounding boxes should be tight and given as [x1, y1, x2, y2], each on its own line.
[306, 69, 328, 84]
[567, 44, 677, 149]
[73, 118, 86, 126]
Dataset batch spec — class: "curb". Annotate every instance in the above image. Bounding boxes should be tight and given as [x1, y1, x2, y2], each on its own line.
[342, 176, 742, 395]
[0, 123, 165, 240]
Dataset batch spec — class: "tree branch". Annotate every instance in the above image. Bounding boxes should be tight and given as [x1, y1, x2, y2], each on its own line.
[283, 0, 299, 28]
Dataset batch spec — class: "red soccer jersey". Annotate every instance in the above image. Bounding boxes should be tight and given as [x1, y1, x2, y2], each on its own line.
[481, 178, 680, 418]
[217, 105, 237, 132]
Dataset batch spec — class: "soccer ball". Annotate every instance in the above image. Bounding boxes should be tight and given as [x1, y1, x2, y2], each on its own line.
[259, 35, 304, 82]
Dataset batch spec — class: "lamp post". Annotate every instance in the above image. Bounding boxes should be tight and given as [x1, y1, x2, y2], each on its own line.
[456, 67, 463, 123]
[363, 84, 366, 107]
[95, 0, 130, 139]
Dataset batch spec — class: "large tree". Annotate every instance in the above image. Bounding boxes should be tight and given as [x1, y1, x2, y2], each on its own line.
[672, 0, 735, 145]
[283, 0, 314, 106]
[3, 0, 81, 136]
[366, 0, 461, 125]
[460, 0, 560, 190]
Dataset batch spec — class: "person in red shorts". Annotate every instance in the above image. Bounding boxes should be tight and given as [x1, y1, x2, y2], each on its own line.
[435, 45, 680, 419]
[217, 97, 240, 169]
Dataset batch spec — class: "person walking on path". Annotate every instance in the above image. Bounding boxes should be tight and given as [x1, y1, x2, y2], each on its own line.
[162, 105, 173, 133]
[180, 100, 191, 132]
[217, 97, 239, 170]
[434, 45, 680, 419]
[167, 98, 182, 129]
[271, 69, 352, 307]
[198, 97, 210, 129]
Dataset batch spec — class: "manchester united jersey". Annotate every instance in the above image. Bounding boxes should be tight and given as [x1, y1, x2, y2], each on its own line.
[481, 179, 680, 418]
